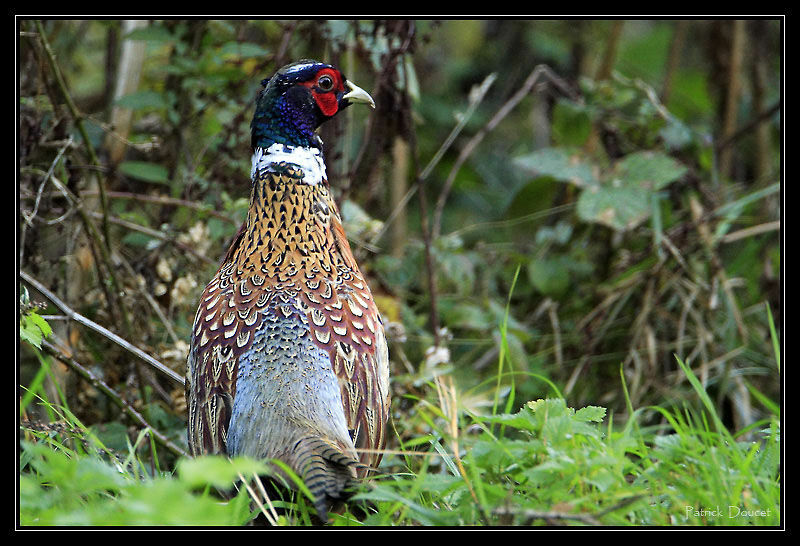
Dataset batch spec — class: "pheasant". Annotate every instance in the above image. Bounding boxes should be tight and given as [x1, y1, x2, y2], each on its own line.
[185, 60, 390, 519]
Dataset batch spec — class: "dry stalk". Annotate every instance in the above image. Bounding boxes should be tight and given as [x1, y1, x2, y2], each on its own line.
[433, 374, 482, 512]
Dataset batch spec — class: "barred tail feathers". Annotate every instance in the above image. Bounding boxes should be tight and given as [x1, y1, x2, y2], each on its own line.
[291, 436, 363, 518]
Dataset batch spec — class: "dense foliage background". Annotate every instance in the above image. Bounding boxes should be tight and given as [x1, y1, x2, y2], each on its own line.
[18, 19, 782, 526]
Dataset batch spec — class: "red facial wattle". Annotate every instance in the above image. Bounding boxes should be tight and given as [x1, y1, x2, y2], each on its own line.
[302, 68, 345, 118]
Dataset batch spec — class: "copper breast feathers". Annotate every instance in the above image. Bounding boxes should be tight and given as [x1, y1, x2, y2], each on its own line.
[186, 165, 390, 472]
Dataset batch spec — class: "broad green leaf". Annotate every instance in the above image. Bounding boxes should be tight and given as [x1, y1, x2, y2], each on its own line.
[614, 151, 687, 190]
[576, 152, 685, 230]
[218, 41, 270, 58]
[119, 161, 170, 184]
[575, 406, 608, 423]
[552, 99, 592, 147]
[20, 311, 51, 349]
[177, 455, 269, 489]
[514, 147, 598, 187]
[115, 90, 168, 110]
[124, 24, 174, 43]
[480, 411, 539, 432]
[576, 184, 650, 230]
[528, 257, 570, 298]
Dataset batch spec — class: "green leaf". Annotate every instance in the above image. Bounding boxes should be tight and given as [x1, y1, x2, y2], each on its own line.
[20, 311, 51, 349]
[552, 99, 592, 147]
[118, 161, 170, 184]
[124, 24, 174, 43]
[115, 90, 168, 110]
[526, 397, 570, 417]
[576, 151, 686, 231]
[614, 151, 687, 191]
[528, 257, 570, 298]
[441, 301, 490, 331]
[353, 484, 451, 526]
[218, 41, 270, 58]
[576, 184, 650, 230]
[574, 406, 607, 423]
[480, 411, 539, 433]
[121, 231, 157, 248]
[177, 455, 269, 490]
[514, 147, 598, 187]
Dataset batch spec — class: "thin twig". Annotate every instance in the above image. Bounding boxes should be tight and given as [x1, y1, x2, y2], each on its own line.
[21, 165, 131, 345]
[26, 24, 138, 343]
[385, 55, 444, 346]
[720, 220, 780, 244]
[21, 136, 73, 229]
[368, 73, 497, 247]
[344, 23, 415, 203]
[85, 210, 216, 265]
[116, 253, 182, 346]
[19, 137, 75, 264]
[546, 300, 563, 370]
[661, 20, 688, 104]
[492, 506, 601, 526]
[718, 20, 746, 179]
[20, 270, 185, 386]
[79, 190, 238, 224]
[714, 102, 781, 152]
[29, 23, 147, 411]
[596, 20, 625, 81]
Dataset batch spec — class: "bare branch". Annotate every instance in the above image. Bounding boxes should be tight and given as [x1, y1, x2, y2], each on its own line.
[20, 270, 185, 387]
[31, 20, 112, 251]
[432, 65, 577, 240]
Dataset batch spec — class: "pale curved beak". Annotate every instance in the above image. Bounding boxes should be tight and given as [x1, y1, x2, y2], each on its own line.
[343, 80, 376, 109]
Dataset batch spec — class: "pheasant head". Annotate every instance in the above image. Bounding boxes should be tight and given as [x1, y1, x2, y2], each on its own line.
[251, 59, 375, 150]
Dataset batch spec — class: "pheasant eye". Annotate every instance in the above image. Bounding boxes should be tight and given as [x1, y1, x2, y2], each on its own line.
[317, 74, 334, 91]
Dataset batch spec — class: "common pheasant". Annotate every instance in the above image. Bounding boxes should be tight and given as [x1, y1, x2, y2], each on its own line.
[185, 60, 390, 519]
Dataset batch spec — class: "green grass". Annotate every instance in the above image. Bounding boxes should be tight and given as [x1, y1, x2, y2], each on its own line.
[18, 307, 781, 527]
[345, 382, 779, 526]
[19, 370, 780, 526]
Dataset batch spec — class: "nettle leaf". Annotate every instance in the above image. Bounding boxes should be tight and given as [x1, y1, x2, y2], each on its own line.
[124, 24, 174, 43]
[578, 151, 686, 230]
[551, 99, 592, 147]
[574, 405, 607, 423]
[516, 147, 686, 231]
[528, 256, 570, 298]
[577, 183, 650, 230]
[218, 41, 270, 59]
[614, 151, 687, 191]
[513, 147, 598, 187]
[480, 410, 539, 433]
[20, 311, 52, 349]
[115, 90, 168, 111]
[177, 455, 270, 490]
[119, 161, 170, 184]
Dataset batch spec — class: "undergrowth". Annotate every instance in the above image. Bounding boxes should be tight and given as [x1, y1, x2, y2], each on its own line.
[18, 305, 781, 527]
[17, 19, 782, 528]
